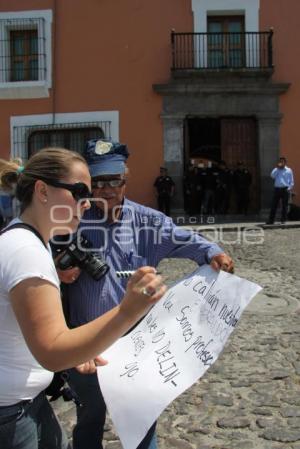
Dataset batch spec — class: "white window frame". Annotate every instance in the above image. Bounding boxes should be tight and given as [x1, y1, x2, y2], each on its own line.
[10, 111, 119, 161]
[191, 0, 260, 68]
[0, 9, 52, 99]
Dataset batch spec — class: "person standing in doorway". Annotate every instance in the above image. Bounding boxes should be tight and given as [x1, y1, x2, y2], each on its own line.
[153, 167, 175, 216]
[183, 164, 194, 215]
[202, 161, 219, 215]
[215, 161, 233, 215]
[233, 162, 252, 215]
[266, 156, 294, 224]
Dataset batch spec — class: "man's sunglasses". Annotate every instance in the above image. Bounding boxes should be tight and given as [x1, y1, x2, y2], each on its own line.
[42, 179, 93, 202]
[91, 179, 126, 189]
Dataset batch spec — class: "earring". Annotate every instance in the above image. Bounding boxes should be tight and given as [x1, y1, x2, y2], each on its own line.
[43, 199, 47, 203]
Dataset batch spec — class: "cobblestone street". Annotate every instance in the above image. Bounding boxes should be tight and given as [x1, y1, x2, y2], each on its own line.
[53, 227, 300, 449]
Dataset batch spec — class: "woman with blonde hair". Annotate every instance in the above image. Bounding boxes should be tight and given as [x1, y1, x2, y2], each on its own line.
[0, 148, 166, 449]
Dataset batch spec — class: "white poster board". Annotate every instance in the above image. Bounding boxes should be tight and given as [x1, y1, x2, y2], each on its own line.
[98, 265, 262, 449]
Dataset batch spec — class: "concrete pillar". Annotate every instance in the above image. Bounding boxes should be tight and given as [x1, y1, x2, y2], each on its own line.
[257, 115, 282, 210]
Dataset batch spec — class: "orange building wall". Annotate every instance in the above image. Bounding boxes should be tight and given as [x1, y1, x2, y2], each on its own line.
[1, 1, 298, 206]
[260, 0, 300, 203]
[54, 0, 193, 207]
[0, 0, 54, 159]
[0, 0, 193, 208]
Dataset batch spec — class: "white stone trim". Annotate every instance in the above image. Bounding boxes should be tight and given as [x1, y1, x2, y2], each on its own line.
[0, 9, 52, 98]
[192, 0, 259, 32]
[10, 111, 119, 160]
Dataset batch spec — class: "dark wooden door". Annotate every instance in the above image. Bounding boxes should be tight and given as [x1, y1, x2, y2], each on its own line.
[207, 16, 245, 68]
[221, 118, 260, 211]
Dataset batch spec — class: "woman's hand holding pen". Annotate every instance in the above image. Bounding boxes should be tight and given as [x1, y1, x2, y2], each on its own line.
[120, 266, 167, 322]
[75, 268, 166, 374]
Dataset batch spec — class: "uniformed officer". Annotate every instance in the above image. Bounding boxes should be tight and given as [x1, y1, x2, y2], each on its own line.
[202, 161, 220, 215]
[233, 161, 252, 215]
[153, 167, 175, 216]
[183, 164, 194, 215]
[216, 161, 233, 215]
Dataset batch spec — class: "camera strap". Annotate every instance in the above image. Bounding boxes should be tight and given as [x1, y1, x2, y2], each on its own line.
[0, 222, 47, 249]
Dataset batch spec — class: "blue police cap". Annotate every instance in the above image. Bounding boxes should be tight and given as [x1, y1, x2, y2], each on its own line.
[84, 139, 130, 177]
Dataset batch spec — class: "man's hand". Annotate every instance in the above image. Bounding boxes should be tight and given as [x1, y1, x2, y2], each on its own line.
[56, 266, 81, 283]
[210, 253, 234, 273]
[75, 356, 108, 374]
[54, 251, 81, 283]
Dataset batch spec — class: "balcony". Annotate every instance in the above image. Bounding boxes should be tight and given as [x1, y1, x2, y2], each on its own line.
[171, 30, 273, 75]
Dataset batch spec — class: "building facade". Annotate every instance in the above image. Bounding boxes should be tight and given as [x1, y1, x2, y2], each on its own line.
[0, 0, 298, 213]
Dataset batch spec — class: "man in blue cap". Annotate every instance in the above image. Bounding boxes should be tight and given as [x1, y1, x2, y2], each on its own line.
[59, 138, 234, 449]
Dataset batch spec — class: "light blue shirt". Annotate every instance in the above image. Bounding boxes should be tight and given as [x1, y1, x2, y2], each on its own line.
[271, 166, 294, 190]
[66, 198, 224, 326]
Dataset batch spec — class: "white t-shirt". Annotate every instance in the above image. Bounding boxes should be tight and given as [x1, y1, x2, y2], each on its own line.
[0, 226, 60, 405]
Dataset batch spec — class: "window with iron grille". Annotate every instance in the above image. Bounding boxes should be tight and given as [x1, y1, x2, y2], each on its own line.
[28, 126, 105, 158]
[0, 17, 47, 83]
[0, 11, 51, 92]
[11, 116, 114, 162]
[10, 29, 39, 81]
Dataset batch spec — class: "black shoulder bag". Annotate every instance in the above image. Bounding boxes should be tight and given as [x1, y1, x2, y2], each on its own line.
[0, 223, 81, 406]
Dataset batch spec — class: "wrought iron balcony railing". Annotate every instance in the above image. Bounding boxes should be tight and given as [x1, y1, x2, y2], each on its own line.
[171, 30, 273, 71]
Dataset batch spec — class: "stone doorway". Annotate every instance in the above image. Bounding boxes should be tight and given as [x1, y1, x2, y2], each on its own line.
[184, 117, 259, 215]
[153, 73, 290, 215]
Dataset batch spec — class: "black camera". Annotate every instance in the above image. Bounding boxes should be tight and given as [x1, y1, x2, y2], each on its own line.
[55, 234, 109, 281]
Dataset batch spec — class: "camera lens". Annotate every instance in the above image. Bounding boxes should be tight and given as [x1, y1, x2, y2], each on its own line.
[53, 234, 110, 281]
[81, 253, 110, 281]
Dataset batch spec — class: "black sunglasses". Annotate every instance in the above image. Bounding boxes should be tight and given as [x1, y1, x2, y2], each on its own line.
[91, 179, 126, 189]
[41, 179, 93, 202]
